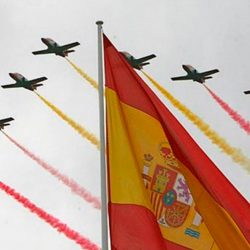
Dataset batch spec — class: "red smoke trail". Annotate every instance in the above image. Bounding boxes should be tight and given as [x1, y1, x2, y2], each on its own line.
[0, 181, 100, 250]
[2, 131, 101, 209]
[204, 85, 250, 135]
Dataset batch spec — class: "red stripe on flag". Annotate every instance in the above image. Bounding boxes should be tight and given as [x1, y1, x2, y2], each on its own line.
[109, 203, 189, 250]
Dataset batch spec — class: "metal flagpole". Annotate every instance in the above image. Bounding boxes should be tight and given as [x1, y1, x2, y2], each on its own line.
[96, 20, 109, 250]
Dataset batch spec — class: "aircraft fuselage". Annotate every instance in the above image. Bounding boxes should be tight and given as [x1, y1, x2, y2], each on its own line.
[9, 73, 27, 82]
[41, 38, 58, 47]
[41, 38, 72, 57]
[9, 73, 30, 89]
[121, 52, 140, 69]
[182, 65, 205, 83]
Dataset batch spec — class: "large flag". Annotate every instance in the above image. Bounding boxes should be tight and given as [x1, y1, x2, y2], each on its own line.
[104, 34, 250, 250]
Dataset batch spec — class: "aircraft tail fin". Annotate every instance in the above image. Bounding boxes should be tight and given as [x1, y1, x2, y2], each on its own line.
[32, 84, 43, 90]
[204, 76, 213, 80]
[140, 62, 150, 66]
[64, 50, 75, 56]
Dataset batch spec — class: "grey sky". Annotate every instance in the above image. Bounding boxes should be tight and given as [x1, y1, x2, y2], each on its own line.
[0, 0, 249, 249]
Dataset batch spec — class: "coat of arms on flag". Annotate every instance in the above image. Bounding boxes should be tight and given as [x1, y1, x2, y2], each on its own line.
[142, 142, 205, 245]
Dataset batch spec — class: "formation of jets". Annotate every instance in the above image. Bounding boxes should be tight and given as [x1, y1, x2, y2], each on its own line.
[0, 38, 81, 130]
[32, 38, 80, 57]
[121, 52, 248, 93]
[1, 38, 80, 93]
[0, 38, 249, 131]
[120, 51, 250, 94]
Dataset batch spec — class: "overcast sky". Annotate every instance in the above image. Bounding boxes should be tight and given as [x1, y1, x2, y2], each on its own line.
[0, 0, 250, 249]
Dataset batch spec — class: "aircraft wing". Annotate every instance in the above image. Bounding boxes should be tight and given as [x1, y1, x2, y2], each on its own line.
[171, 76, 192, 81]
[32, 49, 54, 55]
[1, 83, 20, 89]
[136, 54, 156, 64]
[244, 90, 250, 94]
[200, 69, 219, 77]
[29, 77, 48, 85]
[0, 117, 14, 123]
[60, 42, 80, 50]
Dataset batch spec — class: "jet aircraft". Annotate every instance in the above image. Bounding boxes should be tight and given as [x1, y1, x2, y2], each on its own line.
[120, 51, 156, 70]
[171, 65, 219, 84]
[244, 90, 250, 94]
[0, 117, 14, 130]
[32, 38, 80, 57]
[1, 73, 47, 91]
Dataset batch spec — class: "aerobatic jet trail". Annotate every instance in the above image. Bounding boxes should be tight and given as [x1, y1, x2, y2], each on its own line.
[1, 131, 101, 209]
[142, 71, 250, 173]
[0, 181, 100, 250]
[204, 84, 250, 135]
[66, 58, 98, 89]
[34, 92, 100, 149]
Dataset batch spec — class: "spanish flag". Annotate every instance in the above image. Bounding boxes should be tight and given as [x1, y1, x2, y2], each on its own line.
[104, 34, 250, 250]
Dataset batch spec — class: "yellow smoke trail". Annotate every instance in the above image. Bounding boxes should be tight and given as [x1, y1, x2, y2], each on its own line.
[65, 58, 98, 90]
[34, 91, 100, 149]
[141, 71, 250, 172]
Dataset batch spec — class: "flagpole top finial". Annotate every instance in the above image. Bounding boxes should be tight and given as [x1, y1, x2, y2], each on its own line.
[96, 20, 104, 25]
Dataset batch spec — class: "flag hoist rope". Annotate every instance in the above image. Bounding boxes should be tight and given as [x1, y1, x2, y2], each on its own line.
[96, 21, 109, 250]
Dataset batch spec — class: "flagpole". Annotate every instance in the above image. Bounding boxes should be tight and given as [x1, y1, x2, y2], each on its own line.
[96, 20, 109, 250]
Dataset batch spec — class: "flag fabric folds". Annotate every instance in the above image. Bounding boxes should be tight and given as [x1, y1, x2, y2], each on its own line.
[104, 34, 250, 250]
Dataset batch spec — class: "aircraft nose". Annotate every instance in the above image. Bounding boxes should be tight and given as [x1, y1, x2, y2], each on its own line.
[182, 65, 187, 70]
[41, 38, 46, 43]
[9, 73, 14, 78]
